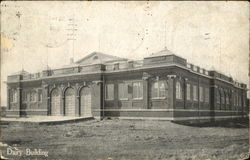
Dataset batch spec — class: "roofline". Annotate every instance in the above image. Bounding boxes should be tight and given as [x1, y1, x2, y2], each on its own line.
[7, 63, 247, 89]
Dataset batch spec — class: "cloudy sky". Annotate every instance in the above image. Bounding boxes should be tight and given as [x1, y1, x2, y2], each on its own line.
[1, 1, 249, 106]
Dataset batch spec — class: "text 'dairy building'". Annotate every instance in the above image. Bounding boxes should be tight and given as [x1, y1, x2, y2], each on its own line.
[6, 49, 248, 121]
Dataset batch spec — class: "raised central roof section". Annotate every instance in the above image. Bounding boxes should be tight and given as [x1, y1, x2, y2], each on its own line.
[75, 52, 128, 65]
[144, 48, 187, 67]
[147, 48, 175, 58]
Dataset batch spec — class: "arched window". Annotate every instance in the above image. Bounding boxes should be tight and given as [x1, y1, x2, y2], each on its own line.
[176, 81, 182, 99]
[151, 80, 168, 99]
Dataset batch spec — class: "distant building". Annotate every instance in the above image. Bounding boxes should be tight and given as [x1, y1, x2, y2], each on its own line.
[6, 49, 248, 121]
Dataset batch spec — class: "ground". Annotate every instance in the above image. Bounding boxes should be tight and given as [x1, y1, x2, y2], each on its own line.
[0, 118, 249, 160]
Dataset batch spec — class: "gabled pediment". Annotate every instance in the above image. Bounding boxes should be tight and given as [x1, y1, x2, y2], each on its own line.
[75, 52, 128, 65]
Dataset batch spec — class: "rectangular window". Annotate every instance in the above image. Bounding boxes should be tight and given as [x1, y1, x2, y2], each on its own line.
[239, 95, 241, 106]
[38, 90, 42, 102]
[199, 86, 203, 102]
[132, 81, 143, 99]
[226, 94, 229, 105]
[217, 90, 220, 104]
[234, 93, 237, 106]
[152, 82, 158, 98]
[22, 91, 29, 102]
[10, 91, 13, 103]
[118, 83, 128, 100]
[176, 81, 182, 99]
[10, 90, 17, 103]
[22, 91, 26, 102]
[221, 92, 225, 104]
[235, 94, 238, 106]
[186, 84, 191, 100]
[193, 85, 198, 101]
[243, 97, 246, 107]
[105, 84, 114, 100]
[193, 66, 198, 72]
[14, 91, 17, 102]
[30, 91, 36, 102]
[26, 92, 30, 102]
[205, 88, 209, 103]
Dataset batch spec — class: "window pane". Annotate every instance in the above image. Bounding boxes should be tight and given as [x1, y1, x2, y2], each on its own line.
[38, 90, 42, 102]
[239, 95, 241, 106]
[30, 91, 36, 102]
[159, 81, 166, 98]
[105, 84, 114, 100]
[133, 82, 143, 99]
[217, 90, 220, 104]
[151, 82, 158, 98]
[221, 90, 224, 104]
[151, 81, 167, 98]
[193, 85, 197, 101]
[139, 82, 143, 98]
[186, 84, 190, 100]
[118, 83, 128, 99]
[205, 88, 209, 103]
[10, 90, 17, 103]
[22, 91, 27, 102]
[176, 81, 182, 99]
[14, 91, 17, 102]
[199, 86, 203, 102]
[10, 91, 13, 102]
[27, 92, 30, 102]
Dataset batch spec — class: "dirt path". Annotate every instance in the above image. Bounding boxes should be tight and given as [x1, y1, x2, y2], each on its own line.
[0, 119, 249, 160]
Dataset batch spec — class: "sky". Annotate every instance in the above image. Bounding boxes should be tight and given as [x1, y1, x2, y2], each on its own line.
[1, 1, 249, 106]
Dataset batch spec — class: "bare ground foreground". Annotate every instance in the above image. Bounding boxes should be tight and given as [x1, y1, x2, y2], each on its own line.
[0, 119, 249, 160]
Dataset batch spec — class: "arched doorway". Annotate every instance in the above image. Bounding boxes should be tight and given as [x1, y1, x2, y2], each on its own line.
[80, 87, 92, 117]
[51, 89, 61, 116]
[65, 88, 76, 116]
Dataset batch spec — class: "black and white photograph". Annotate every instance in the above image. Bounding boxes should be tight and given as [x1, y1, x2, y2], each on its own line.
[0, 1, 249, 160]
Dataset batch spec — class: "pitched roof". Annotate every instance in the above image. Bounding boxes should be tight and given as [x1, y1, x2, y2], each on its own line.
[146, 48, 175, 58]
[75, 51, 128, 65]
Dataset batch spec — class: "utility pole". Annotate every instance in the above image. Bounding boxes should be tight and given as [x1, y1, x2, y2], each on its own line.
[67, 14, 77, 62]
[164, 21, 167, 49]
[98, 32, 101, 52]
[219, 36, 221, 71]
[16, 11, 24, 71]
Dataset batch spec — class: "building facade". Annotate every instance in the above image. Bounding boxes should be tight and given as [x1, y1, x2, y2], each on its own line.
[6, 49, 248, 121]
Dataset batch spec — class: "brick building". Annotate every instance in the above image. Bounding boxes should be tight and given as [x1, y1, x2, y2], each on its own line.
[6, 49, 248, 121]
